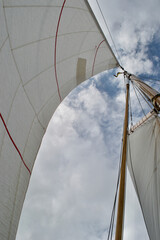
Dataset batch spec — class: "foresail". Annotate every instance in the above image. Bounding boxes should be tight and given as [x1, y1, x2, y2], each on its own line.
[127, 116, 160, 240]
[0, 0, 119, 239]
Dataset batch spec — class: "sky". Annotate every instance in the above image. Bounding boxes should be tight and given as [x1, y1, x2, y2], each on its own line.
[16, 0, 160, 239]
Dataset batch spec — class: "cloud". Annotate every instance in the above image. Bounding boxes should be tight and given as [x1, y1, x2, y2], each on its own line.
[16, 1, 160, 239]
[17, 76, 123, 239]
[17, 73, 150, 240]
[90, 0, 160, 75]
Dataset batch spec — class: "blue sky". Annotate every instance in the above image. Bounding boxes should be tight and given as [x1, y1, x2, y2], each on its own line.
[16, 0, 160, 239]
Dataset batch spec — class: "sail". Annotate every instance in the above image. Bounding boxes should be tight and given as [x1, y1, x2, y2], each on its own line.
[0, 0, 119, 239]
[127, 115, 160, 240]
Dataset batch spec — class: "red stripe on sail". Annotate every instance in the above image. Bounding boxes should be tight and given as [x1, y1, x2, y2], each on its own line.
[92, 40, 105, 76]
[0, 113, 31, 175]
[54, 0, 67, 102]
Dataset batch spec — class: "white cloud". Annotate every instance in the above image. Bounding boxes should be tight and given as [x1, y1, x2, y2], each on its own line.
[17, 75, 149, 239]
[90, 0, 160, 75]
[16, 0, 160, 239]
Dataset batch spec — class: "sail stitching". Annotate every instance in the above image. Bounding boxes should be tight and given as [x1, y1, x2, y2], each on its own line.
[0, 82, 21, 165]
[0, 113, 31, 175]
[4, 5, 88, 10]
[25, 51, 110, 120]
[54, 0, 67, 102]
[12, 30, 99, 51]
[0, 36, 8, 52]
[2, 0, 45, 132]
[24, 46, 105, 87]
[91, 39, 105, 76]
[1, 3, 37, 231]
[1, 3, 31, 176]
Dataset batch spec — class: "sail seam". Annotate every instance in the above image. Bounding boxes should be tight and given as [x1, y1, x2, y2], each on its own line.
[11, 30, 99, 51]
[0, 113, 31, 175]
[4, 5, 88, 11]
[24, 46, 107, 87]
[35, 59, 117, 117]
[28, 58, 117, 118]
[54, 0, 67, 102]
[0, 36, 8, 52]
[2, 0, 45, 132]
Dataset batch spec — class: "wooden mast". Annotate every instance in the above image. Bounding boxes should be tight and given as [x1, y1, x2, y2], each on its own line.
[114, 72, 160, 240]
[115, 78, 130, 240]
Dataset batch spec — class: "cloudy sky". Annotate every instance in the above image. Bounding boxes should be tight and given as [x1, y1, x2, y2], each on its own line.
[16, 0, 160, 239]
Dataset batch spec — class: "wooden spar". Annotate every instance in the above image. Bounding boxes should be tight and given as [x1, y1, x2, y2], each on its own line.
[115, 81, 129, 240]
[129, 110, 156, 133]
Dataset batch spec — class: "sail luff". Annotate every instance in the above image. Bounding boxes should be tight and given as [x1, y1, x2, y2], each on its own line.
[0, 1, 119, 239]
[126, 74, 160, 240]
[84, 0, 120, 68]
[127, 116, 160, 240]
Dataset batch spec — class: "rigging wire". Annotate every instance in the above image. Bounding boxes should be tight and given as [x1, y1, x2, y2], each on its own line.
[95, 0, 122, 66]
[134, 85, 153, 110]
[107, 139, 123, 240]
[131, 82, 146, 117]
[129, 88, 133, 126]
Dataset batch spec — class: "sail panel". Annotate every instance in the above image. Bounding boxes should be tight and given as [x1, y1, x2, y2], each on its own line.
[0, 1, 119, 239]
[127, 116, 160, 240]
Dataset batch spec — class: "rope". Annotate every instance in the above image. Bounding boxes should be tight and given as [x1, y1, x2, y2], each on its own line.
[134, 85, 153, 110]
[131, 82, 146, 117]
[107, 139, 123, 240]
[129, 89, 133, 126]
[95, 0, 122, 66]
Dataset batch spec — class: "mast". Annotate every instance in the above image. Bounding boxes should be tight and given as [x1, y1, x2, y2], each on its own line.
[115, 76, 130, 240]
[114, 71, 160, 240]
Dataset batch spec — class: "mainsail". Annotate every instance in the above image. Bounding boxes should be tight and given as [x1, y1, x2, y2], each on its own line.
[0, 0, 119, 239]
[128, 116, 160, 240]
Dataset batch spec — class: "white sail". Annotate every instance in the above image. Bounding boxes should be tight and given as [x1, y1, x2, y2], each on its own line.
[128, 115, 160, 240]
[0, 0, 119, 239]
